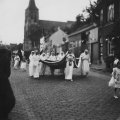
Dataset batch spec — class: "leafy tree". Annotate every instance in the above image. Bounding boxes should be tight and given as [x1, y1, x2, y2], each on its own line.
[83, 0, 99, 23]
[67, 14, 86, 34]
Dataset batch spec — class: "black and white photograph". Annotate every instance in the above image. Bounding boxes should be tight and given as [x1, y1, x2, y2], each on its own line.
[0, 0, 120, 120]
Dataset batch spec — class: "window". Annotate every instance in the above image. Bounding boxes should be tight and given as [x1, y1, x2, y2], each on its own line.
[107, 4, 114, 22]
[107, 39, 114, 56]
[100, 9, 103, 24]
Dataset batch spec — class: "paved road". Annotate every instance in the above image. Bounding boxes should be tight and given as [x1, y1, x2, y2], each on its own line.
[9, 67, 120, 120]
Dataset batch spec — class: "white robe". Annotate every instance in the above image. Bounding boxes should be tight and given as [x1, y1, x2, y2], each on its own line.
[20, 60, 27, 70]
[29, 54, 34, 76]
[33, 55, 41, 78]
[78, 52, 90, 76]
[65, 53, 75, 80]
[14, 55, 20, 69]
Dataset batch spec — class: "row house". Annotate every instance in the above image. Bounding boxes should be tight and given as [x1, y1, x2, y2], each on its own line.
[98, 0, 120, 65]
[68, 23, 99, 64]
[43, 27, 69, 54]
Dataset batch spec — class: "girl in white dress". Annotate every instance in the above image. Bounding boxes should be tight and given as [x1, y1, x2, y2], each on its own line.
[14, 54, 20, 69]
[65, 50, 75, 81]
[109, 61, 120, 99]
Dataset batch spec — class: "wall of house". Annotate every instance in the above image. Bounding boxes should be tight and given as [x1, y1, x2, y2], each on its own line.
[88, 27, 99, 64]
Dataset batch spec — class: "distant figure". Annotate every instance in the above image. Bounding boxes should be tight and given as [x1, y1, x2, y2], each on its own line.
[20, 56, 27, 71]
[29, 51, 34, 77]
[48, 52, 57, 61]
[39, 53, 47, 76]
[33, 52, 41, 79]
[57, 52, 65, 61]
[65, 49, 75, 81]
[78, 49, 90, 76]
[113, 57, 119, 68]
[14, 53, 20, 69]
[48, 52, 56, 76]
[0, 47, 15, 119]
[18, 49, 22, 66]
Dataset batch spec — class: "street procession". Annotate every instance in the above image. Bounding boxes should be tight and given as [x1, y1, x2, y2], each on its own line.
[1, 0, 120, 120]
[13, 48, 90, 81]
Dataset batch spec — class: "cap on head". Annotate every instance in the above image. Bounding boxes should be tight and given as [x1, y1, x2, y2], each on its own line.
[85, 49, 88, 52]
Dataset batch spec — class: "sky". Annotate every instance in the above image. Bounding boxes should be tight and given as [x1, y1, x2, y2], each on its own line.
[0, 0, 96, 44]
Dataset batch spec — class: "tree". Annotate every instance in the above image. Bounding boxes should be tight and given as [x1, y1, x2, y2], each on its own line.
[83, 0, 99, 24]
[68, 14, 86, 33]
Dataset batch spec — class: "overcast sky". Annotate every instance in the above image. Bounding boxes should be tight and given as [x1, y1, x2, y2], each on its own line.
[0, 0, 96, 44]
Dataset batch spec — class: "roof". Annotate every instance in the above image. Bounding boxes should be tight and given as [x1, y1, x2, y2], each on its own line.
[68, 23, 97, 37]
[38, 20, 67, 30]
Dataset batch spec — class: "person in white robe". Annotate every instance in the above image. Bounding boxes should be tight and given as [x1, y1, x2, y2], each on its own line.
[78, 49, 90, 76]
[29, 51, 34, 77]
[65, 50, 75, 81]
[20, 56, 27, 71]
[39, 53, 47, 76]
[14, 54, 20, 69]
[48, 52, 57, 61]
[57, 52, 65, 61]
[48, 52, 57, 75]
[33, 52, 41, 79]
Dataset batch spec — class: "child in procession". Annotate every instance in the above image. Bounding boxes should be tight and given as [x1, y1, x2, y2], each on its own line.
[20, 56, 27, 71]
[109, 61, 120, 99]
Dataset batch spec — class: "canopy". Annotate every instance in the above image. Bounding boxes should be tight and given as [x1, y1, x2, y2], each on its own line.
[40, 53, 79, 69]
[40, 55, 67, 69]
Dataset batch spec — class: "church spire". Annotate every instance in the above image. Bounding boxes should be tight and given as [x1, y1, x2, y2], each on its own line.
[27, 0, 38, 10]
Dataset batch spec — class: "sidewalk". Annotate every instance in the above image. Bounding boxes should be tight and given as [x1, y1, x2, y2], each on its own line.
[90, 64, 111, 76]
[90, 64, 106, 71]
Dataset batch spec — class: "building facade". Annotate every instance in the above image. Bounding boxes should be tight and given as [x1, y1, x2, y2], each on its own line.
[68, 23, 99, 64]
[98, 0, 120, 65]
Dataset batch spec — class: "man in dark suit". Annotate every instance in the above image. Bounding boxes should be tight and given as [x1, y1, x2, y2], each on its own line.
[0, 46, 15, 120]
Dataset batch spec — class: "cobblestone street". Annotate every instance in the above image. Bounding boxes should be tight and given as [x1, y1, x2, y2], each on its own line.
[9, 67, 120, 120]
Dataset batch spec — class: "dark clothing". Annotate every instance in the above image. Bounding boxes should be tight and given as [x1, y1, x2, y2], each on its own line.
[0, 48, 15, 119]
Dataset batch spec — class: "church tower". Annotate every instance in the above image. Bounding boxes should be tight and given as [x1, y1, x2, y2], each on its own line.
[23, 0, 39, 51]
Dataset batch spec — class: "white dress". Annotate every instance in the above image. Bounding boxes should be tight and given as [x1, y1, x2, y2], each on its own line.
[109, 67, 120, 88]
[14, 55, 20, 69]
[33, 55, 41, 78]
[20, 59, 27, 70]
[78, 53, 90, 76]
[29, 54, 34, 77]
[65, 53, 75, 80]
